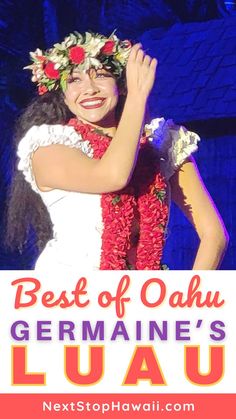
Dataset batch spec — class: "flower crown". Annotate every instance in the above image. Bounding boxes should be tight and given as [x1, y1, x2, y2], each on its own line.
[24, 31, 132, 95]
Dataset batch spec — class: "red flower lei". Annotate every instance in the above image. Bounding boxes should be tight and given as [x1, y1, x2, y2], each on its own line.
[68, 118, 169, 270]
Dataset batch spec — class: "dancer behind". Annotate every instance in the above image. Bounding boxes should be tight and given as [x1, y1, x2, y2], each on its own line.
[6, 32, 228, 270]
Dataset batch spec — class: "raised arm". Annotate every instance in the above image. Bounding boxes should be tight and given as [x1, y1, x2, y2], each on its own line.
[169, 157, 229, 269]
[32, 44, 157, 194]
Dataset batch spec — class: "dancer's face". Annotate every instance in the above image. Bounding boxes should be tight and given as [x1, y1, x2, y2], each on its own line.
[64, 68, 119, 127]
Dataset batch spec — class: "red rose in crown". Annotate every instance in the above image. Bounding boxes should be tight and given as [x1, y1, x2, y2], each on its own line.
[69, 46, 85, 64]
[101, 40, 116, 55]
[44, 61, 60, 79]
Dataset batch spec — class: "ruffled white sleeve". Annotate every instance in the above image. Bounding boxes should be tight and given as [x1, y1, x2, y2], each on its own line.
[17, 124, 94, 192]
[146, 117, 200, 180]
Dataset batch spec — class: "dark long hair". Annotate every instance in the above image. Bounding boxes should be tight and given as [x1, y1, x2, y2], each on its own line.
[5, 77, 127, 253]
[5, 90, 73, 252]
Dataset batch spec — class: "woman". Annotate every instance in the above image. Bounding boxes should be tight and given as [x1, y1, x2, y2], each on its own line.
[6, 31, 228, 270]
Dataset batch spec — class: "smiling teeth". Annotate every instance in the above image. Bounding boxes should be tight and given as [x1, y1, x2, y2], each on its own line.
[82, 100, 104, 106]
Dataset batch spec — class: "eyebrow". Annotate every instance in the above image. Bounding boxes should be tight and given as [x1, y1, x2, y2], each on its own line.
[92, 68, 111, 75]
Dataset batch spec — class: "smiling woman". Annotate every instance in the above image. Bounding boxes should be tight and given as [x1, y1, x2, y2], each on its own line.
[5, 31, 228, 271]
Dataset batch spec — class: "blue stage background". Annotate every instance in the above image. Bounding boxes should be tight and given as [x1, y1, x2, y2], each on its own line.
[0, 0, 235, 269]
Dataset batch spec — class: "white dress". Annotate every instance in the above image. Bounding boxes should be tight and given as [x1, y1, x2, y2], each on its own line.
[17, 118, 200, 271]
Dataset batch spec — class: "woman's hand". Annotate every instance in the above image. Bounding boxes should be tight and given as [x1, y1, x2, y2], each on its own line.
[126, 43, 158, 101]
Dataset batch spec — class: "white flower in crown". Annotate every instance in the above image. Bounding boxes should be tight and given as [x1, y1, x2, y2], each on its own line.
[84, 56, 103, 71]
[57, 35, 76, 49]
[29, 48, 44, 60]
[53, 56, 70, 69]
[83, 32, 106, 55]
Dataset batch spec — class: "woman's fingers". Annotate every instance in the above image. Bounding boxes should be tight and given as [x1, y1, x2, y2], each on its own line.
[149, 58, 158, 79]
[136, 49, 145, 64]
[150, 57, 158, 70]
[129, 44, 157, 69]
[143, 54, 152, 66]
[126, 43, 158, 99]
[128, 43, 143, 62]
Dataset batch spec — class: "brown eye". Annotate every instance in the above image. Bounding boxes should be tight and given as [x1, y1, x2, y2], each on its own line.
[96, 72, 112, 78]
[68, 77, 81, 83]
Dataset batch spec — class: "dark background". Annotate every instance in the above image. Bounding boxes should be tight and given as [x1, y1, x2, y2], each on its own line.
[0, 0, 235, 269]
